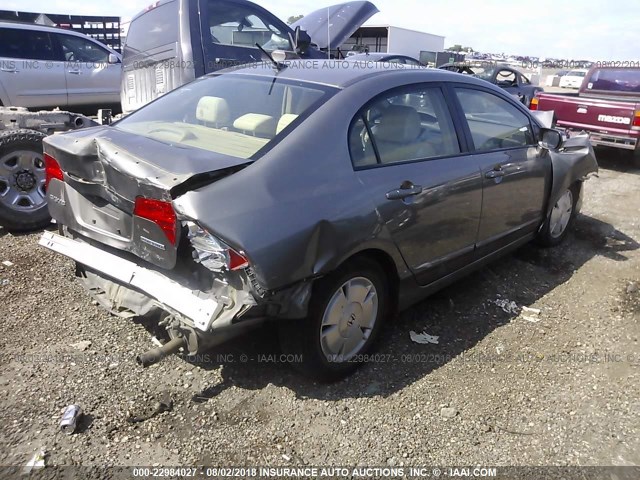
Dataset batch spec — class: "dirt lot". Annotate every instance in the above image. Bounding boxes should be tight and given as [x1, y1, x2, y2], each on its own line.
[0, 149, 638, 473]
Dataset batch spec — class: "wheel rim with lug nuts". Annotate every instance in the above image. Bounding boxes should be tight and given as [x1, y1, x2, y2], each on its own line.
[0, 150, 47, 212]
[320, 276, 378, 363]
[549, 189, 573, 238]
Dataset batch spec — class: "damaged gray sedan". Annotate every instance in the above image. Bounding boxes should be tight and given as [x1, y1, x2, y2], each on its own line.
[39, 61, 597, 380]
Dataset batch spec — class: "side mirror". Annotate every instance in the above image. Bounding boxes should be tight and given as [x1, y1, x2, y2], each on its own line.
[294, 26, 311, 54]
[538, 128, 563, 150]
[108, 53, 120, 64]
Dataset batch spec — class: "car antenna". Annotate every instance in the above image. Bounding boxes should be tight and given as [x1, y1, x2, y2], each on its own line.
[255, 43, 286, 71]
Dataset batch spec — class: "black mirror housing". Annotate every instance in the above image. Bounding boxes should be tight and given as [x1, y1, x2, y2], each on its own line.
[539, 128, 563, 150]
[294, 26, 311, 55]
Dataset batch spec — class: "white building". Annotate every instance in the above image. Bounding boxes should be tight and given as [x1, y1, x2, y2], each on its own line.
[341, 25, 445, 63]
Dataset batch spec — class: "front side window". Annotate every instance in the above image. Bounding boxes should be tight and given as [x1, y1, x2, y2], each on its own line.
[455, 88, 535, 151]
[57, 35, 109, 63]
[0, 28, 57, 61]
[349, 87, 460, 168]
[207, 0, 292, 51]
[116, 74, 334, 159]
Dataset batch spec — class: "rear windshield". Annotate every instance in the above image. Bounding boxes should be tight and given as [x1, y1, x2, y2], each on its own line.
[586, 68, 640, 93]
[124, 1, 178, 55]
[115, 74, 336, 159]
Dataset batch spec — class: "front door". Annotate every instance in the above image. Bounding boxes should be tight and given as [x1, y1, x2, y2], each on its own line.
[350, 84, 483, 286]
[452, 86, 550, 253]
[54, 33, 122, 107]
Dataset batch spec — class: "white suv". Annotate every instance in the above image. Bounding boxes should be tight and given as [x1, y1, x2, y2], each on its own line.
[0, 22, 122, 110]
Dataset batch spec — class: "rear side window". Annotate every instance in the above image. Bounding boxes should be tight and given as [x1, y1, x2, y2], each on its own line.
[455, 88, 534, 151]
[349, 86, 460, 168]
[124, 2, 179, 54]
[586, 68, 640, 93]
[0, 28, 58, 61]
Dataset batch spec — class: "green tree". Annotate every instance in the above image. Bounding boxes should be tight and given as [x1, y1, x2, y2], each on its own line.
[287, 15, 304, 24]
[447, 44, 474, 53]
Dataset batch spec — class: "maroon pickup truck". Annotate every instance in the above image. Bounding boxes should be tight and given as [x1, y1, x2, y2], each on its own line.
[532, 66, 640, 166]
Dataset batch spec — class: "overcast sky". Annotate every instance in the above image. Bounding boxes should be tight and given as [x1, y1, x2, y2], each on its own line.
[4, 0, 638, 60]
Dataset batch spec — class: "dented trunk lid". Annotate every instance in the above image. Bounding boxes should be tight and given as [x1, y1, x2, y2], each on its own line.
[43, 126, 248, 269]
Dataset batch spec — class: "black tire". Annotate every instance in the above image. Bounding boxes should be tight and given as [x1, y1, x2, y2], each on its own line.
[0, 129, 51, 232]
[536, 184, 579, 247]
[278, 258, 390, 382]
[632, 148, 640, 169]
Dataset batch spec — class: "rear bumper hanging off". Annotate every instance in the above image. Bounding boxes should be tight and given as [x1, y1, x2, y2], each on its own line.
[39, 231, 223, 331]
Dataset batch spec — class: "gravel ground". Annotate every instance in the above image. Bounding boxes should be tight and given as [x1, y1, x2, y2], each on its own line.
[0, 149, 638, 474]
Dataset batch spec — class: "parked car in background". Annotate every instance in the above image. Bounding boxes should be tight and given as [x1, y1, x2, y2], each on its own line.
[533, 66, 640, 166]
[345, 52, 425, 66]
[438, 62, 543, 107]
[0, 0, 378, 232]
[559, 69, 588, 88]
[40, 62, 596, 380]
[121, 0, 378, 113]
[0, 22, 122, 111]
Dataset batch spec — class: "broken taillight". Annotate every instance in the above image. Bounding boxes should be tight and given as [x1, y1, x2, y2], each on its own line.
[186, 222, 249, 272]
[529, 96, 539, 111]
[133, 197, 177, 245]
[44, 153, 63, 188]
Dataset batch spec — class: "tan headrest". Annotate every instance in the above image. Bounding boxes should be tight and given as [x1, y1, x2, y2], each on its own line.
[196, 96, 230, 124]
[233, 113, 276, 137]
[276, 114, 299, 134]
[374, 105, 421, 143]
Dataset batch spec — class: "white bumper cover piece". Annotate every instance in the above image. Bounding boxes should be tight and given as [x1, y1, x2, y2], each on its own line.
[39, 231, 222, 331]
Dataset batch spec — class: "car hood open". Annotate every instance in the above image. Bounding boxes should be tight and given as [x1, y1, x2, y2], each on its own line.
[293, 1, 379, 51]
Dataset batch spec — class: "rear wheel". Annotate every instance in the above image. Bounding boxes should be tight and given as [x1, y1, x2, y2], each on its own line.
[536, 184, 579, 247]
[279, 258, 389, 381]
[0, 129, 51, 232]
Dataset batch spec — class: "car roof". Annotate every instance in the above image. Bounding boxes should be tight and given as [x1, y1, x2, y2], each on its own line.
[348, 52, 390, 60]
[0, 21, 121, 54]
[220, 59, 491, 89]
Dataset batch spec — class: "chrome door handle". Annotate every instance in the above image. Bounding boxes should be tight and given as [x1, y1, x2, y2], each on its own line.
[386, 184, 423, 200]
[485, 169, 505, 179]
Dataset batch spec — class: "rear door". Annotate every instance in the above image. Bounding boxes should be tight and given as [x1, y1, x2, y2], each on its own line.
[199, 0, 294, 72]
[350, 84, 483, 286]
[53, 33, 121, 107]
[451, 86, 550, 254]
[0, 27, 67, 108]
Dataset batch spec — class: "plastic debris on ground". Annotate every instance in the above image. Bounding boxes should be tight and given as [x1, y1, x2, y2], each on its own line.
[2, 260, 13, 267]
[491, 297, 519, 314]
[23, 450, 46, 473]
[70, 340, 92, 351]
[521, 306, 542, 323]
[410, 331, 440, 345]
